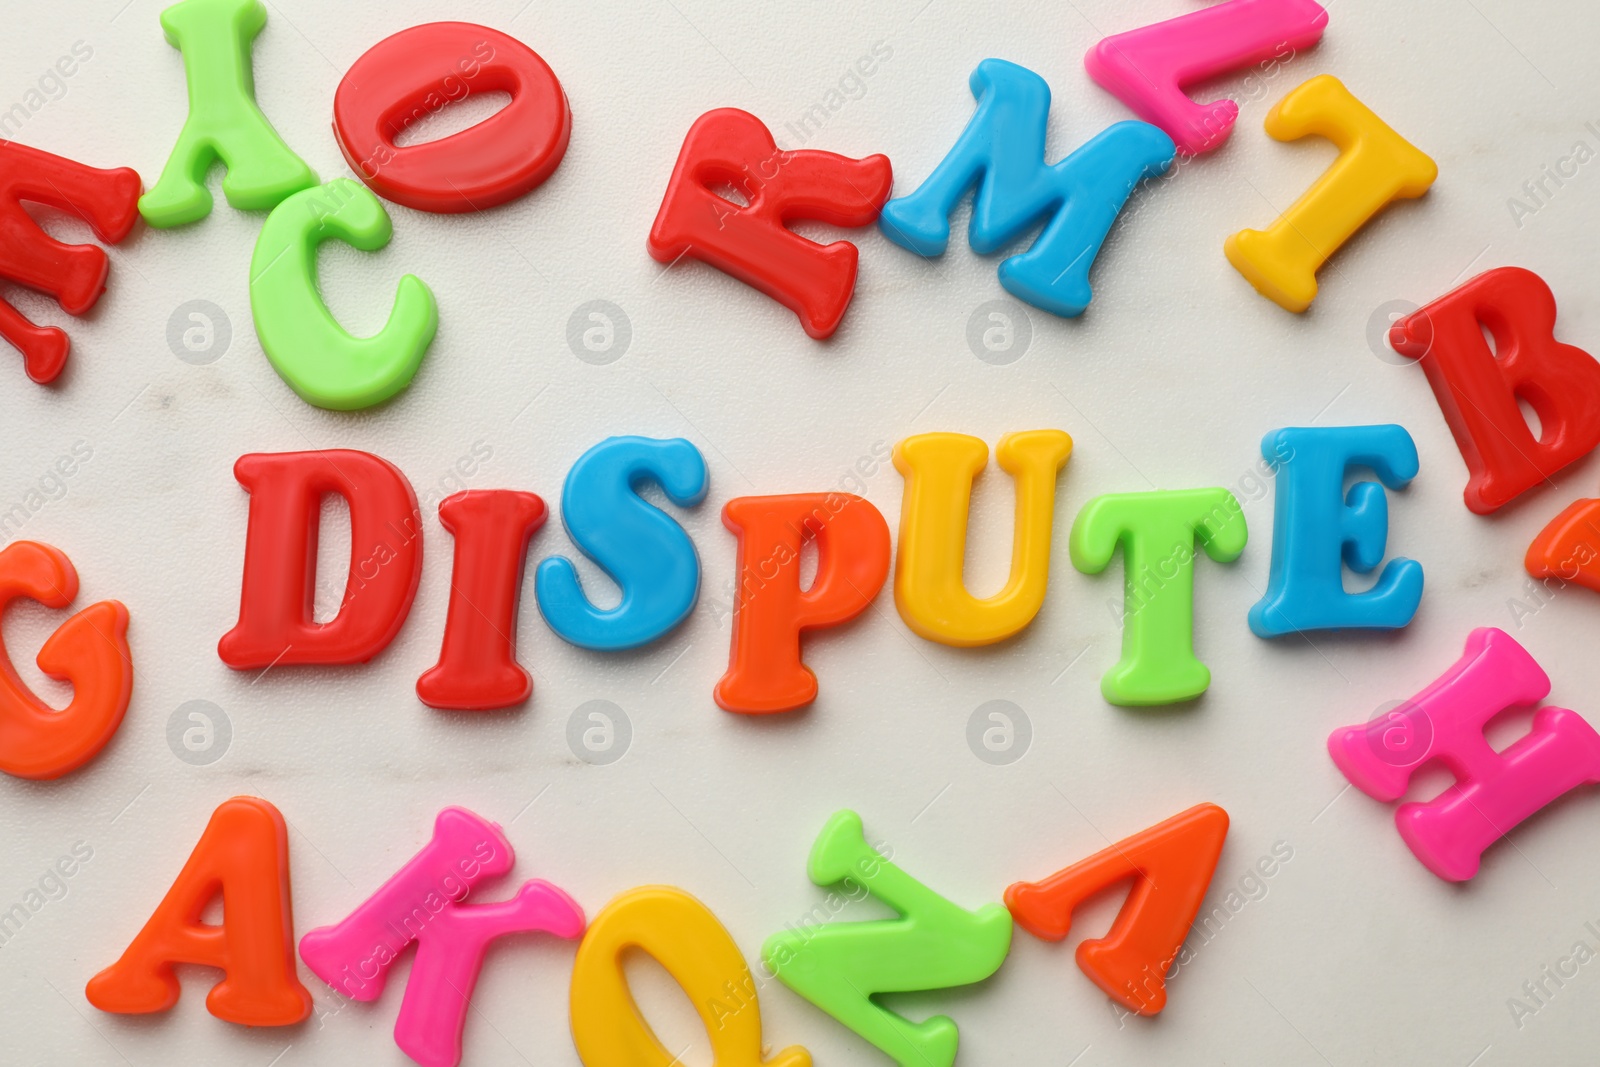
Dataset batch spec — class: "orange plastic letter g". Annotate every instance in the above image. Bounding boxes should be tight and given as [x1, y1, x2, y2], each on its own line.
[893, 430, 1072, 646]
[569, 885, 810, 1067]
[1226, 75, 1436, 312]
[1005, 803, 1229, 1015]
[715, 493, 891, 714]
[86, 796, 312, 1026]
[0, 540, 131, 780]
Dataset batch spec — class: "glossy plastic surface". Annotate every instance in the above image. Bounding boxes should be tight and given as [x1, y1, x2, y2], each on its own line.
[1249, 425, 1423, 636]
[0, 142, 140, 383]
[217, 450, 422, 669]
[1391, 266, 1600, 514]
[715, 493, 890, 714]
[299, 807, 582, 1067]
[1328, 628, 1600, 881]
[1225, 75, 1436, 311]
[762, 810, 1012, 1067]
[879, 59, 1173, 317]
[1005, 803, 1230, 1015]
[570, 885, 811, 1067]
[1526, 498, 1600, 593]
[1070, 488, 1247, 705]
[648, 108, 890, 339]
[892, 431, 1072, 646]
[250, 178, 437, 410]
[536, 436, 707, 651]
[0, 541, 131, 781]
[1085, 0, 1328, 155]
[85, 797, 311, 1025]
[334, 22, 570, 213]
[417, 490, 546, 710]
[140, 0, 317, 227]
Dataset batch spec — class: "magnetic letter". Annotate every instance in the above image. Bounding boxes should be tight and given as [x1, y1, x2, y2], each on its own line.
[250, 178, 438, 410]
[417, 491, 546, 710]
[1006, 803, 1229, 1014]
[1526, 498, 1600, 594]
[0, 541, 131, 780]
[1249, 425, 1423, 636]
[141, 0, 317, 227]
[648, 108, 891, 339]
[218, 450, 422, 669]
[0, 143, 141, 383]
[1328, 628, 1600, 881]
[300, 808, 583, 1067]
[571, 886, 811, 1067]
[1071, 488, 1247, 705]
[878, 59, 1174, 318]
[1226, 75, 1436, 311]
[1086, 0, 1328, 155]
[86, 797, 311, 1025]
[334, 23, 570, 213]
[535, 436, 708, 650]
[763, 810, 1013, 1067]
[1391, 267, 1600, 514]
[715, 493, 890, 714]
[892, 431, 1073, 646]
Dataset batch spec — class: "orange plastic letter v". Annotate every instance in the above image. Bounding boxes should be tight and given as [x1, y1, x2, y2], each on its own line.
[1004, 802, 1229, 1015]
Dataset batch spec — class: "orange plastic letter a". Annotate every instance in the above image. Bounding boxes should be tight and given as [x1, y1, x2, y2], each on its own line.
[85, 796, 312, 1026]
[1004, 803, 1228, 1015]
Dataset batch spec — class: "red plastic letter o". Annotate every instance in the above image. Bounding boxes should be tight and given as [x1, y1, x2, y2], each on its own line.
[333, 22, 571, 213]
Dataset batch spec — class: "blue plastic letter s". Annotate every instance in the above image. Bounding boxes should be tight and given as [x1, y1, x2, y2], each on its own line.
[1249, 425, 1423, 637]
[878, 58, 1174, 318]
[536, 436, 709, 650]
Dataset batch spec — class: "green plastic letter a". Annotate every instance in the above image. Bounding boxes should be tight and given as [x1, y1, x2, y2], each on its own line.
[141, 0, 317, 227]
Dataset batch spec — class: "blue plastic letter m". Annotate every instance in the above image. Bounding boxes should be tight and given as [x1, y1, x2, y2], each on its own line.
[880, 59, 1174, 318]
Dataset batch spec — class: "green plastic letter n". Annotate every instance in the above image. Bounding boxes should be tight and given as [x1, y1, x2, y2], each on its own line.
[763, 810, 1013, 1067]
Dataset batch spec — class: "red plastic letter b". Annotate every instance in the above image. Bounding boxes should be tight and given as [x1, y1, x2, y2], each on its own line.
[1391, 267, 1600, 514]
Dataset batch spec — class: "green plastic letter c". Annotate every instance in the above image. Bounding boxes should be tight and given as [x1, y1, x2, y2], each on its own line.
[249, 178, 437, 411]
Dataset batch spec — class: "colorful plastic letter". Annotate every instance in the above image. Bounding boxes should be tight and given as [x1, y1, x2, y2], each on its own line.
[86, 797, 311, 1025]
[1086, 0, 1328, 155]
[1005, 803, 1229, 1014]
[1526, 499, 1600, 594]
[892, 431, 1073, 646]
[1328, 628, 1600, 881]
[763, 810, 1013, 1067]
[0, 542, 131, 780]
[300, 808, 582, 1067]
[571, 886, 810, 1067]
[218, 450, 422, 669]
[1225, 75, 1436, 311]
[249, 178, 437, 410]
[715, 493, 890, 714]
[1249, 425, 1423, 636]
[417, 491, 546, 710]
[1390, 267, 1600, 514]
[648, 108, 891, 339]
[140, 0, 317, 227]
[334, 23, 571, 213]
[878, 59, 1174, 318]
[536, 436, 707, 650]
[1071, 489, 1247, 705]
[0, 142, 141, 383]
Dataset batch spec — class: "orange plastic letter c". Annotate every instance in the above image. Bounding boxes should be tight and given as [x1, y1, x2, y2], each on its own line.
[0, 540, 131, 780]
